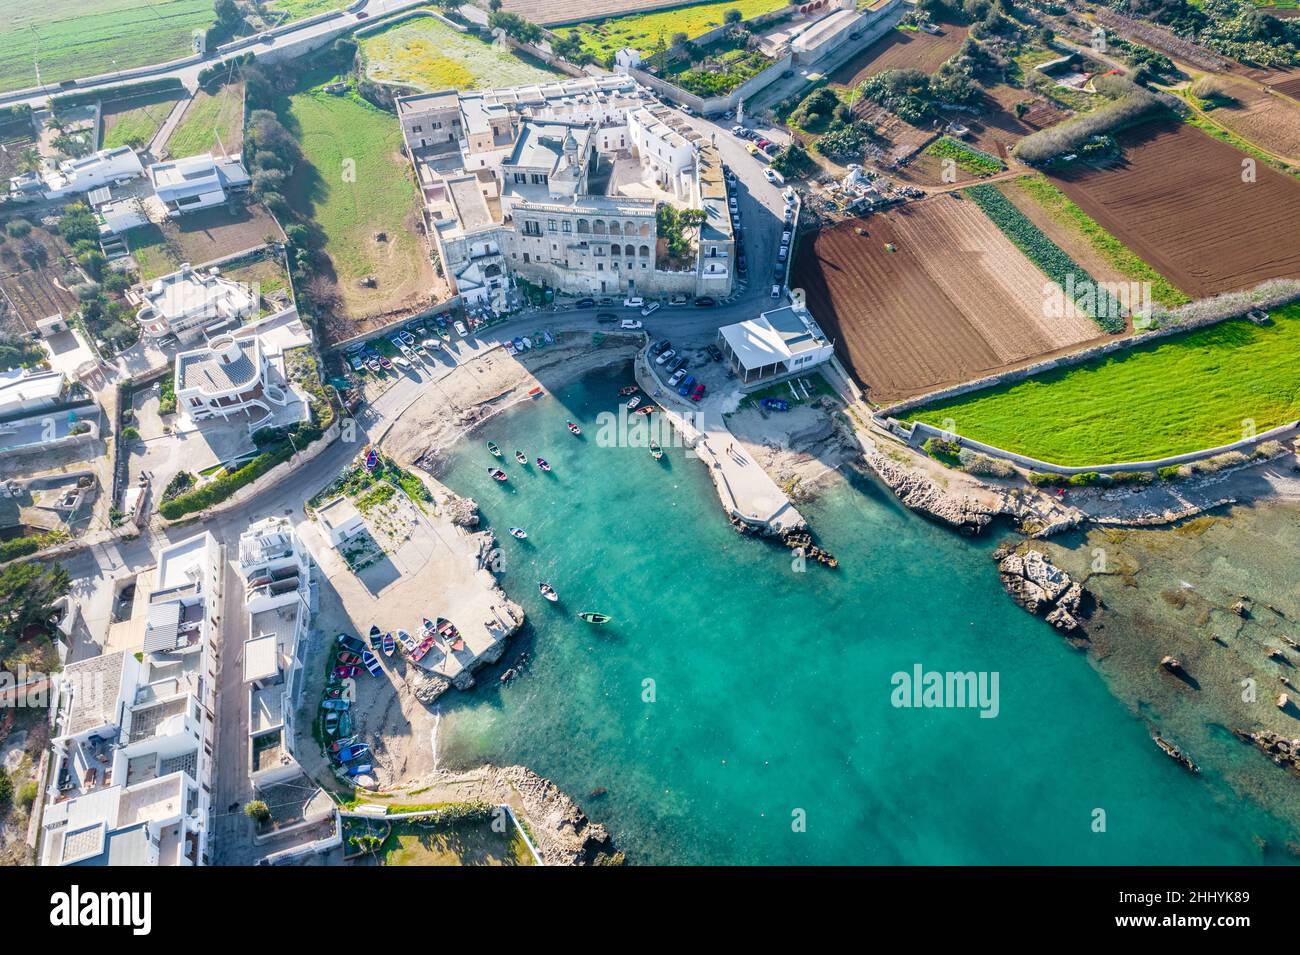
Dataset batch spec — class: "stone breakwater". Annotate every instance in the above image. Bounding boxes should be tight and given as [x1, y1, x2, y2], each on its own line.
[490, 765, 619, 865]
[861, 449, 997, 534]
[1232, 729, 1300, 778]
[993, 545, 1091, 642]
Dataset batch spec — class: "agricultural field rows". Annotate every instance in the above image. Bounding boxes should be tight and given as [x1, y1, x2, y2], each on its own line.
[965, 184, 1127, 333]
[0, 0, 214, 95]
[792, 196, 1105, 403]
[1047, 120, 1300, 299]
[906, 305, 1300, 466]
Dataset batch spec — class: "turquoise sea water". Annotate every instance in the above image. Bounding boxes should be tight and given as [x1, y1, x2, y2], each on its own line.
[436, 364, 1296, 864]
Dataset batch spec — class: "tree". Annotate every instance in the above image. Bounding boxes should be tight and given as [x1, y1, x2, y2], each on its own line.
[244, 800, 271, 824]
[0, 562, 71, 660]
[4, 219, 32, 239]
[670, 32, 689, 48]
[214, 0, 243, 28]
[724, 8, 743, 24]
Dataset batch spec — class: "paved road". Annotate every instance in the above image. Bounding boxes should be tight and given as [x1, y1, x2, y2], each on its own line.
[0, 0, 423, 109]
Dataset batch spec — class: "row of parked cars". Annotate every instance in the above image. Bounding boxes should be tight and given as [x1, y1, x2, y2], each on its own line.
[732, 125, 782, 159]
[650, 340, 707, 401]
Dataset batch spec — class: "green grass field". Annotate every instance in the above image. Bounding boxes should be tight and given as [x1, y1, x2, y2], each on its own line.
[557, 0, 788, 59]
[361, 16, 560, 91]
[282, 83, 430, 314]
[906, 305, 1300, 466]
[0, 0, 214, 95]
[265, 0, 346, 21]
[100, 91, 185, 150]
[166, 83, 245, 158]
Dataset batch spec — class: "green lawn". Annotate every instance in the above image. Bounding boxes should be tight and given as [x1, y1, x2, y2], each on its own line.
[906, 306, 1300, 466]
[126, 223, 182, 281]
[0, 0, 214, 95]
[100, 92, 185, 150]
[361, 16, 561, 91]
[282, 83, 430, 314]
[265, 0, 347, 21]
[557, 0, 788, 59]
[166, 83, 245, 158]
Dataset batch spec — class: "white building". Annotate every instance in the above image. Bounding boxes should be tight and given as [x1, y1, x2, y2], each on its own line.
[16, 146, 144, 201]
[148, 153, 251, 216]
[237, 517, 314, 789]
[173, 334, 288, 427]
[41, 532, 222, 867]
[0, 367, 68, 417]
[316, 495, 365, 548]
[614, 48, 642, 71]
[717, 302, 835, 386]
[88, 187, 148, 235]
[791, 8, 867, 60]
[398, 76, 734, 302]
[135, 263, 258, 340]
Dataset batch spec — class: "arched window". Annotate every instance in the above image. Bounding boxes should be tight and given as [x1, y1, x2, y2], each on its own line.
[608, 221, 622, 236]
[593, 219, 607, 235]
[624, 244, 635, 256]
[639, 222, 651, 237]
[625, 221, 638, 236]
[577, 219, 590, 234]
[639, 244, 650, 257]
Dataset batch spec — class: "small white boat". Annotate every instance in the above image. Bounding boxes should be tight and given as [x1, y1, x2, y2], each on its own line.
[626, 396, 641, 410]
[508, 527, 527, 540]
[539, 583, 558, 602]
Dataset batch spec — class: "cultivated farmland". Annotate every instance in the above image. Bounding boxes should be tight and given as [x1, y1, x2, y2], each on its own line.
[555, 0, 789, 59]
[0, 220, 79, 336]
[828, 19, 971, 91]
[905, 305, 1300, 466]
[282, 86, 440, 338]
[1046, 121, 1300, 299]
[792, 196, 1105, 403]
[0, 0, 214, 95]
[361, 16, 561, 92]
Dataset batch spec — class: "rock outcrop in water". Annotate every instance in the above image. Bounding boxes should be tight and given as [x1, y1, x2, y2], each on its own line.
[492, 766, 619, 865]
[993, 545, 1089, 639]
[862, 449, 996, 534]
[1233, 729, 1300, 776]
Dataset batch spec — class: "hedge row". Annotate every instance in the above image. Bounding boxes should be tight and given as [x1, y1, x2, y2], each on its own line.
[158, 428, 320, 520]
[964, 185, 1127, 333]
[51, 77, 184, 109]
[0, 530, 66, 563]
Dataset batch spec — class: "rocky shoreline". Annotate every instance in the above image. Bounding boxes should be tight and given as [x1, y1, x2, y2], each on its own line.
[489, 765, 620, 865]
[860, 448, 998, 534]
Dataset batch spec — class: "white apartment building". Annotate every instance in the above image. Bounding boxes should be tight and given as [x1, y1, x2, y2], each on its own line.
[0, 367, 69, 417]
[398, 75, 734, 302]
[135, 263, 258, 340]
[41, 532, 222, 867]
[718, 302, 835, 386]
[236, 517, 314, 789]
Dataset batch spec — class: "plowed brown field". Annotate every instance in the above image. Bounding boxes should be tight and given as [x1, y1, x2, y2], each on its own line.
[1047, 120, 1300, 298]
[829, 19, 971, 91]
[792, 196, 1105, 402]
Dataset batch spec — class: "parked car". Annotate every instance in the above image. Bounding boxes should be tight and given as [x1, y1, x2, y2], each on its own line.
[763, 168, 779, 184]
[756, 138, 771, 149]
[746, 143, 761, 157]
[783, 187, 797, 205]
[771, 284, 782, 299]
[669, 293, 688, 306]
[641, 301, 661, 317]
[765, 143, 781, 156]
[737, 254, 747, 273]
[680, 104, 694, 115]
[668, 355, 688, 372]
[656, 348, 677, 366]
[258, 32, 274, 43]
[706, 344, 724, 362]
[731, 124, 746, 135]
[690, 383, 707, 402]
[650, 339, 671, 356]
[575, 297, 595, 309]
[624, 296, 645, 308]
[621, 318, 645, 329]
[781, 231, 791, 244]
[668, 369, 687, 387]
[677, 375, 696, 396]
[728, 197, 738, 211]
[596, 312, 618, 324]
[694, 296, 715, 308]
[454, 320, 468, 336]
